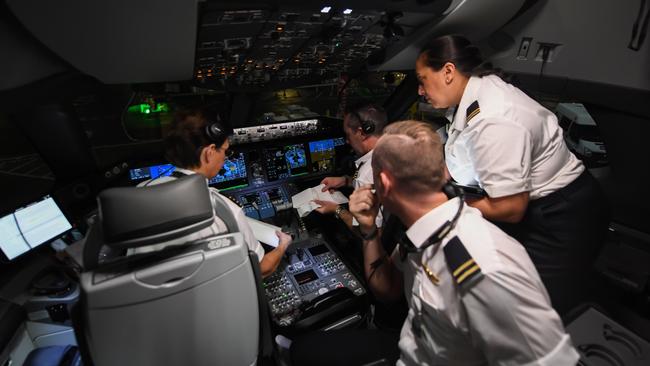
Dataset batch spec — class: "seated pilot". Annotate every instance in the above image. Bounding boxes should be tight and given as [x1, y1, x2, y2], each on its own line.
[315, 101, 387, 231]
[132, 109, 291, 278]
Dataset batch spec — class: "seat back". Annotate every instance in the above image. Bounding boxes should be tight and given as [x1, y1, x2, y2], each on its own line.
[81, 233, 259, 366]
[78, 175, 262, 366]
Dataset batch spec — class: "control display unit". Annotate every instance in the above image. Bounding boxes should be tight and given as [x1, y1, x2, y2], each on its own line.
[0, 196, 72, 260]
[263, 238, 365, 327]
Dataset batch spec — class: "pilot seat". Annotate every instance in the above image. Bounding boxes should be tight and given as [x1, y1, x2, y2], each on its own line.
[26, 174, 273, 366]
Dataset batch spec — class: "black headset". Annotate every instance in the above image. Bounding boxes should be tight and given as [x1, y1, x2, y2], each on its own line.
[204, 121, 228, 143]
[398, 182, 464, 261]
[350, 108, 377, 135]
[359, 113, 376, 135]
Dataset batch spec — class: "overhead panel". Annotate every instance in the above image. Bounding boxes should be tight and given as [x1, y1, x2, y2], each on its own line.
[193, 1, 453, 90]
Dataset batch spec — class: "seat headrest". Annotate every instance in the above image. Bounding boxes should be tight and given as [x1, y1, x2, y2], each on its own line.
[98, 174, 214, 248]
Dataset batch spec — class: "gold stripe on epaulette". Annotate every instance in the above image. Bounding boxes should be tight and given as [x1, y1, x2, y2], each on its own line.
[457, 264, 480, 284]
[466, 108, 480, 123]
[452, 258, 475, 277]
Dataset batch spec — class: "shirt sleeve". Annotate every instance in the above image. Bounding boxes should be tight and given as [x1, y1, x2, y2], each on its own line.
[219, 192, 266, 262]
[235, 208, 265, 262]
[460, 271, 579, 366]
[466, 119, 533, 198]
[354, 163, 383, 227]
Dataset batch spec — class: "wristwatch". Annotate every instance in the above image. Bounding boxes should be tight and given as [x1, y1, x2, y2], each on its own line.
[334, 205, 345, 219]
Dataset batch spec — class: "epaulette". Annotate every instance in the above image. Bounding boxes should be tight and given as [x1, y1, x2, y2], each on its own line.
[443, 236, 483, 291]
[466, 101, 480, 124]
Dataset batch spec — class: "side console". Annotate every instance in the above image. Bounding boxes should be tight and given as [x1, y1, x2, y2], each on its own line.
[264, 237, 366, 329]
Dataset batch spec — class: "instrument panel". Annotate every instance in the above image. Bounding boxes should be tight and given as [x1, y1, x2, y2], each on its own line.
[128, 120, 347, 188]
[264, 237, 366, 327]
[127, 118, 349, 220]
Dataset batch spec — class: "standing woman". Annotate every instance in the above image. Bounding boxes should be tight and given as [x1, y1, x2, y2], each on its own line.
[415, 34, 608, 315]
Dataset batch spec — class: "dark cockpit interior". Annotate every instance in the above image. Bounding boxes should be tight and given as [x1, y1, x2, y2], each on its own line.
[1, 0, 650, 365]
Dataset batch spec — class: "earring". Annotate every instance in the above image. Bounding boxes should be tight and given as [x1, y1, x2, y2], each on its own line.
[446, 78, 451, 84]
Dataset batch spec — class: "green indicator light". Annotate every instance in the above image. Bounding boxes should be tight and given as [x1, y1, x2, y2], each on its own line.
[152, 102, 170, 113]
[129, 103, 170, 115]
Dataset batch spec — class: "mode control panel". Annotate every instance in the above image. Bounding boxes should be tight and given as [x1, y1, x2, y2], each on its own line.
[263, 238, 365, 327]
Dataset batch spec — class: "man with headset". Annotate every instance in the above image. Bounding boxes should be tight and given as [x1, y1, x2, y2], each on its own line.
[133, 109, 291, 278]
[314, 101, 387, 231]
[354, 120, 579, 365]
[293, 121, 578, 365]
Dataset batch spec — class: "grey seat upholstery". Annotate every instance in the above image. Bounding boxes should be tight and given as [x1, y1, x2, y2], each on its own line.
[78, 175, 265, 366]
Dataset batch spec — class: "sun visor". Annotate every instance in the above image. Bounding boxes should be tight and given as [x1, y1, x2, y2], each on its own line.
[7, 0, 199, 84]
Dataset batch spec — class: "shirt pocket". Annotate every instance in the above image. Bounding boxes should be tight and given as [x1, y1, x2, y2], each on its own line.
[412, 274, 462, 359]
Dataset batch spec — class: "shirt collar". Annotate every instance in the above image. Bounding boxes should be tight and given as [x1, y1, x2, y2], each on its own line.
[355, 149, 373, 168]
[405, 197, 461, 248]
[174, 167, 220, 191]
[450, 76, 482, 132]
[174, 167, 197, 176]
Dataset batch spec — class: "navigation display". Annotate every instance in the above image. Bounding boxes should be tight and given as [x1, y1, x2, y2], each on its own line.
[264, 144, 308, 181]
[0, 196, 72, 260]
[208, 152, 249, 190]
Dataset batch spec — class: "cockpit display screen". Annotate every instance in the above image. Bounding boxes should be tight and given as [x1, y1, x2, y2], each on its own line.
[129, 164, 175, 181]
[0, 196, 72, 260]
[208, 152, 248, 190]
[308, 244, 329, 256]
[294, 269, 318, 285]
[264, 144, 308, 181]
[309, 139, 336, 173]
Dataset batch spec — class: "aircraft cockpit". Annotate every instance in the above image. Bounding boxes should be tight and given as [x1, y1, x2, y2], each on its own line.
[2, 0, 650, 365]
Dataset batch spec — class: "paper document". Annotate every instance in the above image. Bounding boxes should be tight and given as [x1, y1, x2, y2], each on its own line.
[246, 217, 281, 247]
[291, 184, 348, 217]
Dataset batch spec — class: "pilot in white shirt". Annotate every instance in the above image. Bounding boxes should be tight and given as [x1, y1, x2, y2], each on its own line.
[315, 101, 388, 230]
[394, 197, 578, 366]
[133, 167, 265, 263]
[416, 35, 609, 314]
[347, 121, 579, 366]
[130, 109, 291, 278]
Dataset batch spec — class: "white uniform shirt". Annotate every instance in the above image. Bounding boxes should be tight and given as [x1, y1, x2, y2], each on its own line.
[130, 168, 265, 261]
[393, 198, 579, 366]
[352, 150, 383, 227]
[445, 75, 584, 200]
[353, 150, 374, 189]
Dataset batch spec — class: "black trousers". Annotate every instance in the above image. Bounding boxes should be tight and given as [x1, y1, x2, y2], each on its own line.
[291, 329, 400, 366]
[498, 171, 610, 316]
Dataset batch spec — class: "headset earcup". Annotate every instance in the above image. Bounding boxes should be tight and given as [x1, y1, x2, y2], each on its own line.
[362, 120, 375, 134]
[205, 123, 223, 142]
